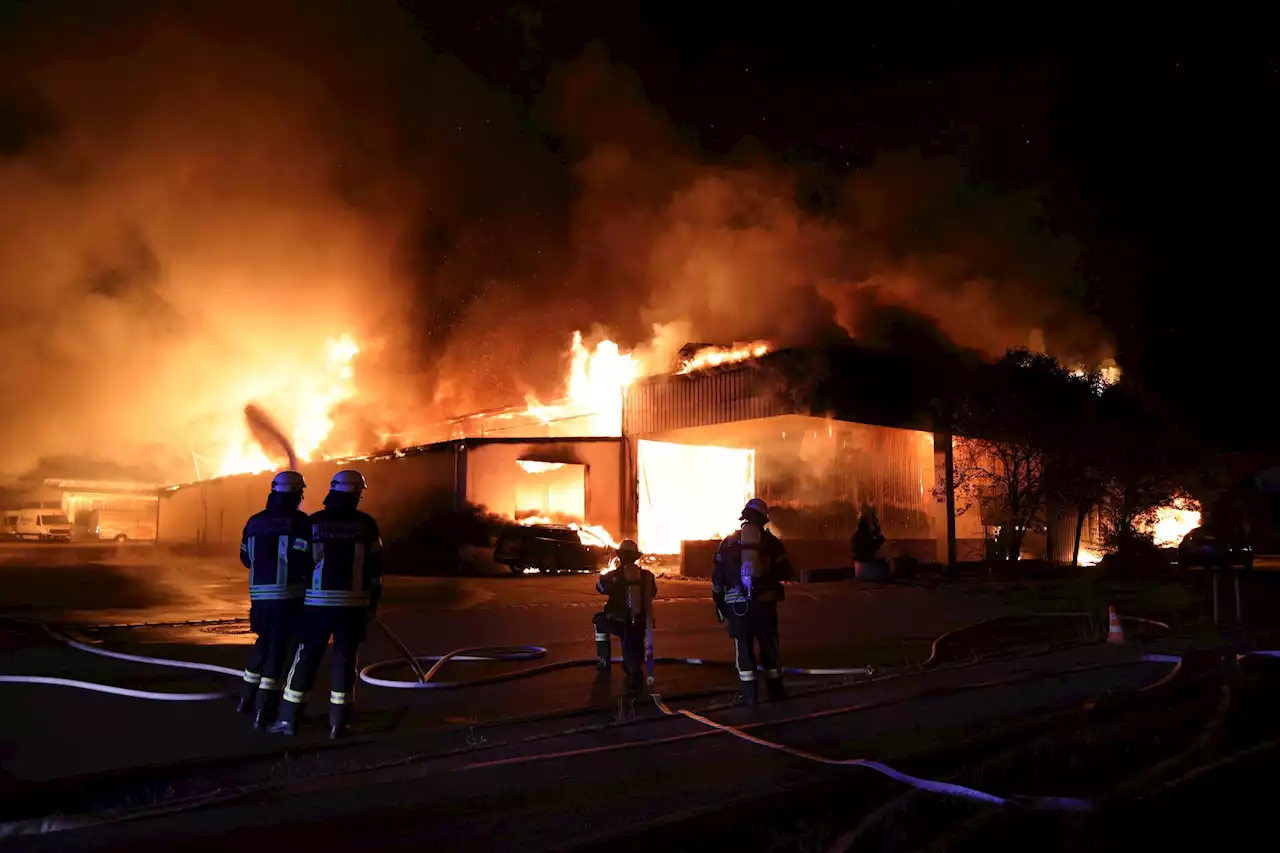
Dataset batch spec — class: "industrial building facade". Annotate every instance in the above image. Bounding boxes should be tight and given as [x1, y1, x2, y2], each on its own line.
[620, 347, 984, 572]
[2, 479, 161, 540]
[159, 438, 623, 550]
[156, 345, 1002, 574]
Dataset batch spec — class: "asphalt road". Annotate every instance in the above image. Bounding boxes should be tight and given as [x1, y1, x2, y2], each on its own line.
[7, 646, 1172, 853]
[2, 544, 1246, 852]
[0, 545, 1016, 785]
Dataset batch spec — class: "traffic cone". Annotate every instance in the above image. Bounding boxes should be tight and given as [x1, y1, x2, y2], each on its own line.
[1106, 604, 1126, 644]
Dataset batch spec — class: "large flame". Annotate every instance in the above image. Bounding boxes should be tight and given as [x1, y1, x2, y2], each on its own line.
[1142, 497, 1202, 548]
[523, 331, 643, 436]
[211, 333, 360, 478]
[510, 333, 769, 556]
[1076, 496, 1202, 565]
[522, 331, 771, 435]
[637, 438, 755, 555]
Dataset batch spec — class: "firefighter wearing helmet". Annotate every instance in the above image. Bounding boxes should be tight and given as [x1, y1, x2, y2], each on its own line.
[271, 470, 386, 739]
[711, 498, 794, 704]
[236, 471, 313, 729]
[592, 539, 658, 695]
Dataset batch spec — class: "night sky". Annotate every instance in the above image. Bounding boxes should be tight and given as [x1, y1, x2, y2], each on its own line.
[416, 9, 1275, 450]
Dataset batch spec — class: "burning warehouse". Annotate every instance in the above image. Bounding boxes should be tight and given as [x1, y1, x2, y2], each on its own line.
[156, 336, 994, 576]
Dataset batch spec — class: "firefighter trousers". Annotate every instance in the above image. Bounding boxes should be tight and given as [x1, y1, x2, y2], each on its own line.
[278, 605, 369, 720]
[726, 601, 782, 684]
[592, 611, 646, 689]
[239, 600, 302, 710]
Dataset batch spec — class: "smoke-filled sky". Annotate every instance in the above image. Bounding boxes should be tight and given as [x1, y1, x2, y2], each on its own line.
[3, 3, 1263, 479]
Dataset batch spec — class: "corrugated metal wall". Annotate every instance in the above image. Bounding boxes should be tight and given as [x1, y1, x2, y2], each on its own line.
[159, 446, 459, 546]
[756, 420, 938, 542]
[157, 438, 626, 546]
[623, 361, 800, 437]
[1045, 505, 1105, 563]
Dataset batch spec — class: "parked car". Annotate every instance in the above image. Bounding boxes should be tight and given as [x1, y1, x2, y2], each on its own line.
[1177, 526, 1253, 571]
[493, 524, 613, 574]
[15, 509, 72, 542]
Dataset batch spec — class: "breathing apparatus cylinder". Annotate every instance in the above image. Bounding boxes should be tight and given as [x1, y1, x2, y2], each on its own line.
[740, 521, 762, 600]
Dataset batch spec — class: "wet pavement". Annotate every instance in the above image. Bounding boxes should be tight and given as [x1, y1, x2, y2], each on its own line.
[4, 644, 1175, 853]
[3, 544, 1244, 852]
[0, 546, 1014, 786]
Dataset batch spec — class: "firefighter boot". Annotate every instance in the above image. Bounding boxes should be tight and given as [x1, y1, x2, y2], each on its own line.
[765, 676, 788, 702]
[739, 678, 759, 705]
[596, 638, 612, 670]
[268, 699, 303, 736]
[253, 690, 282, 730]
[329, 703, 352, 740]
[235, 680, 258, 715]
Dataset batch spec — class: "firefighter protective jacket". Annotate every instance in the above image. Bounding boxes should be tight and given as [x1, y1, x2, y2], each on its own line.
[240, 507, 312, 602]
[306, 507, 386, 610]
[712, 528, 794, 607]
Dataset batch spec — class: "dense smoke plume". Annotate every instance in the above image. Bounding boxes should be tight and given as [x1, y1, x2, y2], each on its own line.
[0, 1, 432, 480]
[431, 45, 1115, 416]
[0, 3, 1114, 481]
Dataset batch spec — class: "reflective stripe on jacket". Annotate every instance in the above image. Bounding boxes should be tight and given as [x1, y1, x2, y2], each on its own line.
[240, 509, 312, 601]
[306, 507, 385, 608]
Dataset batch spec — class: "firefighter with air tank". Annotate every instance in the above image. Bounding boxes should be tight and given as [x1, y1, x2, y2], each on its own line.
[593, 539, 657, 695]
[271, 469, 386, 739]
[236, 471, 312, 729]
[711, 498, 795, 704]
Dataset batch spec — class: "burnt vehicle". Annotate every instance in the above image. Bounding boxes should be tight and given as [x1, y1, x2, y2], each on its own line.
[493, 524, 614, 574]
[1177, 526, 1253, 571]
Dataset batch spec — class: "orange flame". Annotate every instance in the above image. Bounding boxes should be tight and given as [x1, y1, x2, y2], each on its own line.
[212, 333, 360, 478]
[1077, 547, 1104, 566]
[519, 515, 620, 552]
[1142, 497, 1201, 548]
[678, 341, 770, 374]
[516, 460, 566, 474]
[1069, 357, 1122, 389]
[522, 331, 643, 436]
[521, 331, 770, 436]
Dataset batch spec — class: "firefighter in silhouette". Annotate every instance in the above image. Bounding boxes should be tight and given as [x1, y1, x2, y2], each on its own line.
[271, 470, 385, 739]
[711, 498, 794, 704]
[592, 539, 657, 695]
[237, 471, 312, 729]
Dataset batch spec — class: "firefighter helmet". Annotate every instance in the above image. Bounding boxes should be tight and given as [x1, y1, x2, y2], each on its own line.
[330, 470, 367, 493]
[740, 498, 770, 522]
[617, 539, 641, 558]
[271, 471, 305, 493]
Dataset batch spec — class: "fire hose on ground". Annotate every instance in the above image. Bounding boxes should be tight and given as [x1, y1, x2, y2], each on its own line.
[0, 619, 873, 698]
[0, 611, 1205, 822]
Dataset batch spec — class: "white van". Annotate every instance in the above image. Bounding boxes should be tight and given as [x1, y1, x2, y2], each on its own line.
[16, 509, 72, 542]
[85, 509, 156, 542]
[2, 511, 18, 539]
